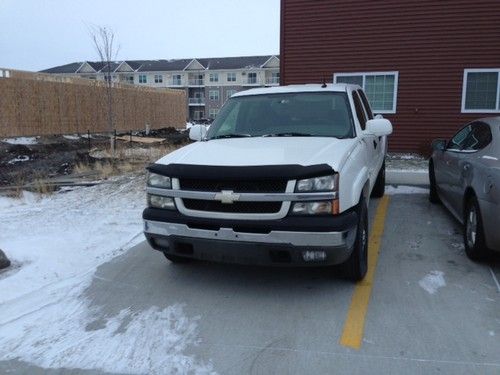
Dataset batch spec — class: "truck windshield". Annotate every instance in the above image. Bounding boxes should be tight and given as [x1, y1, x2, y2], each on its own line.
[206, 92, 355, 139]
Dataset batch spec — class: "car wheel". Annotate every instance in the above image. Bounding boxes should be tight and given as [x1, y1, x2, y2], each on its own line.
[343, 199, 368, 281]
[463, 196, 490, 260]
[371, 161, 385, 198]
[429, 160, 441, 204]
[163, 252, 191, 263]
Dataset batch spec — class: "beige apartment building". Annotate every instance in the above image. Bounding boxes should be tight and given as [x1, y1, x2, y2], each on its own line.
[42, 55, 280, 121]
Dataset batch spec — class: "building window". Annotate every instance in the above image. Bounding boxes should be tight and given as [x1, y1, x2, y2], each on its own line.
[269, 72, 280, 84]
[334, 72, 398, 114]
[209, 90, 219, 101]
[193, 110, 204, 121]
[227, 72, 236, 82]
[172, 74, 182, 85]
[209, 73, 219, 82]
[154, 74, 163, 83]
[226, 89, 237, 100]
[248, 72, 257, 84]
[209, 108, 219, 119]
[139, 74, 147, 84]
[462, 69, 500, 113]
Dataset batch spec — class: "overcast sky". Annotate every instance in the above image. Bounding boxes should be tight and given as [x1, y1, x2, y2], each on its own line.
[0, 0, 280, 72]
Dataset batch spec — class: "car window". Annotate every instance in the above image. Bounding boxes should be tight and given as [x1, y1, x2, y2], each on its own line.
[448, 125, 472, 150]
[357, 90, 374, 120]
[352, 91, 367, 130]
[462, 122, 492, 151]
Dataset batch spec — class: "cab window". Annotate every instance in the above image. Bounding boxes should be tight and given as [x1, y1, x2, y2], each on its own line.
[352, 91, 367, 130]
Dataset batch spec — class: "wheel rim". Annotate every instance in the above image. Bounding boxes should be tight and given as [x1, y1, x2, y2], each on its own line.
[466, 205, 477, 248]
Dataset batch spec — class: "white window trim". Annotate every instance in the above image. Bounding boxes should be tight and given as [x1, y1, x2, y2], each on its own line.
[461, 68, 500, 113]
[333, 71, 399, 114]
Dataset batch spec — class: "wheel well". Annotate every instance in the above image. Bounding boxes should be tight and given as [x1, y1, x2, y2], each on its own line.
[360, 180, 370, 205]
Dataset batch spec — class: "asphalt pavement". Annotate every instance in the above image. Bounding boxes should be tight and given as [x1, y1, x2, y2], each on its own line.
[1, 193, 499, 374]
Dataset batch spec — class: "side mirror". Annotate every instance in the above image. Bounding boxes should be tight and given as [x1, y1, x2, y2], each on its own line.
[431, 139, 447, 151]
[365, 119, 393, 136]
[189, 124, 208, 141]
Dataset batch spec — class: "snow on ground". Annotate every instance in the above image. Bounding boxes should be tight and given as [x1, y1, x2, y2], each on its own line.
[62, 134, 80, 140]
[385, 185, 429, 195]
[0, 175, 213, 374]
[2, 136, 39, 145]
[7, 155, 30, 164]
[419, 271, 446, 295]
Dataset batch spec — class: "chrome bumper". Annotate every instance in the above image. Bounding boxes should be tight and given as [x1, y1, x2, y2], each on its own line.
[143, 220, 356, 248]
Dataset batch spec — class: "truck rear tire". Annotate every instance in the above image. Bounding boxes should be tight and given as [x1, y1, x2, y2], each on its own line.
[371, 162, 385, 198]
[342, 199, 368, 281]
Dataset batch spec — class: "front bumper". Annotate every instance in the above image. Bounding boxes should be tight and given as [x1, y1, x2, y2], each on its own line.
[143, 208, 358, 266]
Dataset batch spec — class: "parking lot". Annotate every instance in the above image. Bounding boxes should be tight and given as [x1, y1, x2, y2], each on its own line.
[1, 190, 499, 374]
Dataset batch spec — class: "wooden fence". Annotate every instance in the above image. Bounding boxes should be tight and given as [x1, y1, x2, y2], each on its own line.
[0, 69, 186, 137]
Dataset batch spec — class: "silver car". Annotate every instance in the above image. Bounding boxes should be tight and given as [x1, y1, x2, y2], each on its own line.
[429, 117, 500, 260]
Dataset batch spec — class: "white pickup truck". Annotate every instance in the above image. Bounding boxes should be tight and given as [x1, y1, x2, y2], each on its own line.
[143, 84, 392, 280]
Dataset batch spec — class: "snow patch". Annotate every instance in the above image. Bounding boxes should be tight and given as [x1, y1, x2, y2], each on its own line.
[0, 286, 214, 374]
[0, 176, 145, 304]
[419, 271, 446, 295]
[63, 134, 80, 140]
[7, 155, 30, 164]
[385, 185, 429, 195]
[2, 136, 38, 145]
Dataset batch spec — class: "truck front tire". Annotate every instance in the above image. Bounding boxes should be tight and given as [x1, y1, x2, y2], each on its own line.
[342, 199, 368, 281]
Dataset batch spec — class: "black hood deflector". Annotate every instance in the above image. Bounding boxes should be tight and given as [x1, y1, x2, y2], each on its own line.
[147, 163, 334, 181]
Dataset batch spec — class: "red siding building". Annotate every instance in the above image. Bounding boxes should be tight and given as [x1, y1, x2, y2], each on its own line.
[280, 0, 500, 153]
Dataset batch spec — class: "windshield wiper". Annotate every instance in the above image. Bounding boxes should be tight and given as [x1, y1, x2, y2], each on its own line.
[210, 133, 252, 139]
[262, 132, 314, 137]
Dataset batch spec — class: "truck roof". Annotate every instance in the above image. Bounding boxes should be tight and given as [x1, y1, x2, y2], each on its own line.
[232, 83, 360, 97]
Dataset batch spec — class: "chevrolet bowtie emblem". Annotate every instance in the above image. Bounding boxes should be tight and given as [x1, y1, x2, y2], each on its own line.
[214, 190, 240, 204]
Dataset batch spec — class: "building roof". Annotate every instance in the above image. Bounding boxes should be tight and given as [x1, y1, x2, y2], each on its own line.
[40, 55, 279, 74]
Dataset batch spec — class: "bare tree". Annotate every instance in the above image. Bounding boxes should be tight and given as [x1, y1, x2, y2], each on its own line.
[89, 26, 120, 153]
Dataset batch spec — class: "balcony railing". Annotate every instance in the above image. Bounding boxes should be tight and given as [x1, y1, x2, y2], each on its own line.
[169, 79, 183, 86]
[265, 77, 280, 85]
[188, 97, 205, 105]
[188, 79, 204, 86]
[242, 77, 259, 85]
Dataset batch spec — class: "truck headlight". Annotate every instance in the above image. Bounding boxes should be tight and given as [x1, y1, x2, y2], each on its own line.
[296, 175, 337, 192]
[291, 201, 334, 215]
[147, 173, 172, 189]
[147, 194, 176, 209]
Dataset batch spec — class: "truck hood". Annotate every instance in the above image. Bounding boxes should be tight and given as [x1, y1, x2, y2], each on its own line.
[156, 137, 358, 171]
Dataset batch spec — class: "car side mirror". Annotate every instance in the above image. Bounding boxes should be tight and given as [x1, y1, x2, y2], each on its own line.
[432, 139, 447, 151]
[189, 124, 208, 141]
[365, 119, 393, 136]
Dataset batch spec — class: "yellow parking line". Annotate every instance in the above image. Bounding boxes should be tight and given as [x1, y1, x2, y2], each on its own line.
[339, 195, 390, 350]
